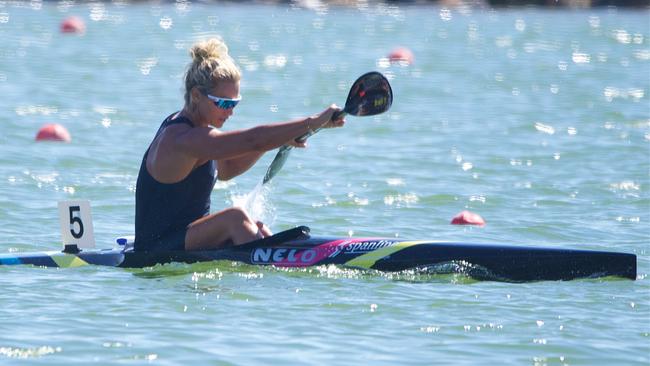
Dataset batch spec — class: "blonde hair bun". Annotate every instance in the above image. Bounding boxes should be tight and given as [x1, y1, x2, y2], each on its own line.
[189, 38, 230, 63]
[183, 37, 241, 106]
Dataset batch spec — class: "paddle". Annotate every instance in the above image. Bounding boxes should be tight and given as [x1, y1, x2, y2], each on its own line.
[262, 71, 393, 184]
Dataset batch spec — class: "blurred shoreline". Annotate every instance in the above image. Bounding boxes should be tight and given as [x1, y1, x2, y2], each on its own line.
[41, 0, 650, 9]
[302, 0, 650, 7]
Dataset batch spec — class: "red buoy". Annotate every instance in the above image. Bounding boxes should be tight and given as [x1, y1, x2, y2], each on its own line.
[60, 16, 86, 34]
[35, 123, 72, 142]
[451, 210, 485, 226]
[388, 47, 414, 65]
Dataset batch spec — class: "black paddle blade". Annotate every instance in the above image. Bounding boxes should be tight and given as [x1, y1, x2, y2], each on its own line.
[262, 71, 393, 185]
[342, 71, 393, 116]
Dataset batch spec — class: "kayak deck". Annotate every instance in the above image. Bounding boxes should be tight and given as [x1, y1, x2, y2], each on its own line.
[0, 229, 637, 282]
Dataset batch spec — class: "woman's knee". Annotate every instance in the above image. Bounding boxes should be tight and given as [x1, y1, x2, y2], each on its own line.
[223, 207, 254, 224]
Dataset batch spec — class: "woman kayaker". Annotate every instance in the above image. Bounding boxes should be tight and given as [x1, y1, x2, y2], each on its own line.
[135, 37, 344, 251]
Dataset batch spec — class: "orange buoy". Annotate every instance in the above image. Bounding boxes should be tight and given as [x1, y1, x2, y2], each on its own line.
[388, 47, 414, 65]
[451, 210, 485, 226]
[35, 123, 72, 142]
[60, 16, 86, 34]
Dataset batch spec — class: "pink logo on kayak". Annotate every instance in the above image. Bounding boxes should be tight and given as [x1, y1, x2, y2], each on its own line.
[250, 238, 396, 267]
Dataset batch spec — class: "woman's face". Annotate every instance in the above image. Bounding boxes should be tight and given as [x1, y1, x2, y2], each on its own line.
[196, 80, 240, 128]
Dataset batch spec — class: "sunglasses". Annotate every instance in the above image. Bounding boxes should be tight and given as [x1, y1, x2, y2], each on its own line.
[206, 94, 241, 110]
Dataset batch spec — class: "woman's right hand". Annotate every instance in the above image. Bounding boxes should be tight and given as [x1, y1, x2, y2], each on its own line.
[312, 104, 346, 130]
[287, 105, 346, 148]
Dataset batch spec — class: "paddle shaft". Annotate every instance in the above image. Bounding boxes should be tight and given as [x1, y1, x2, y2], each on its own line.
[262, 110, 347, 184]
[261, 70, 392, 185]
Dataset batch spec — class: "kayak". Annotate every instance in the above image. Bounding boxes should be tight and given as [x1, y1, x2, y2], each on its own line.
[0, 226, 636, 282]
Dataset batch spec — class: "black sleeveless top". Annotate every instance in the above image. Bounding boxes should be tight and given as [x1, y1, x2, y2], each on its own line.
[134, 113, 217, 251]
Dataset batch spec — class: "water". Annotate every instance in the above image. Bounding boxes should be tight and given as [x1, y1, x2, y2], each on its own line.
[0, 2, 648, 364]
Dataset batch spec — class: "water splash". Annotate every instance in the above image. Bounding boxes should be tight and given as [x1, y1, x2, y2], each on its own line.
[230, 182, 276, 227]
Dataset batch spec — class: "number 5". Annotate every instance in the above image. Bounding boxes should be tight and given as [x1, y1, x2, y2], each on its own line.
[58, 200, 95, 249]
[69, 206, 84, 239]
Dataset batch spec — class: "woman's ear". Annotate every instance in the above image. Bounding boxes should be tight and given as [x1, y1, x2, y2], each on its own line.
[190, 87, 201, 102]
[189, 87, 202, 111]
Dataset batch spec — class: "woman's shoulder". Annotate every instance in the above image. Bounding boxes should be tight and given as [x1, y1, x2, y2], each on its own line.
[164, 112, 193, 127]
[152, 112, 194, 146]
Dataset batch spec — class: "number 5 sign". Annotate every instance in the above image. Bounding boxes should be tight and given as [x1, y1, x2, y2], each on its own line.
[58, 200, 95, 249]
